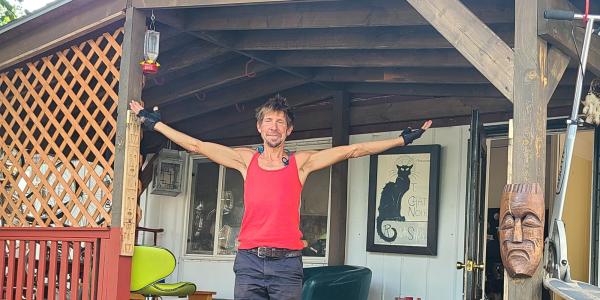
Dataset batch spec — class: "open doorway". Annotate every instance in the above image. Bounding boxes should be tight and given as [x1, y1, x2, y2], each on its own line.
[483, 129, 596, 300]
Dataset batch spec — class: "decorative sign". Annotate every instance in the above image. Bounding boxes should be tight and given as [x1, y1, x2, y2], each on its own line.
[367, 145, 441, 255]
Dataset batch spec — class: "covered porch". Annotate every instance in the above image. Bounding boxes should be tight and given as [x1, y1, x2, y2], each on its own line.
[1, 0, 599, 299]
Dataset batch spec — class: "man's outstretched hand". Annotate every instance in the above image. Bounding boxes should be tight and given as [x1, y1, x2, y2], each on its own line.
[401, 120, 432, 145]
[129, 100, 161, 131]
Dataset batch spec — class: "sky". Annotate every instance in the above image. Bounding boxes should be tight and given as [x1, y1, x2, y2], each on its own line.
[14, 0, 56, 13]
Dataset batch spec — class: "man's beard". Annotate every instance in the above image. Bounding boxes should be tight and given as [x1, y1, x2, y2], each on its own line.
[266, 140, 282, 148]
[264, 133, 284, 148]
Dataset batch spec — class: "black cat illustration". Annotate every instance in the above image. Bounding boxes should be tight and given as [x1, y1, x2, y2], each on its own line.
[376, 164, 412, 242]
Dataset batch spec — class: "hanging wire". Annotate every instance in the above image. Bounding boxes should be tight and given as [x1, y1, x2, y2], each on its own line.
[150, 10, 156, 31]
[245, 59, 257, 78]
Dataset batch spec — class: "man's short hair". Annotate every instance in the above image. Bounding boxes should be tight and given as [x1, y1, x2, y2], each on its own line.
[255, 94, 295, 127]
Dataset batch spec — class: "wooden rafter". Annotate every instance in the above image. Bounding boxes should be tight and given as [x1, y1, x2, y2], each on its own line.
[155, 9, 333, 93]
[160, 71, 307, 123]
[208, 105, 574, 147]
[0, 0, 126, 72]
[143, 57, 273, 106]
[184, 0, 513, 31]
[152, 39, 230, 76]
[544, 46, 571, 103]
[176, 84, 336, 135]
[131, 0, 337, 8]
[539, 0, 600, 76]
[313, 67, 490, 84]
[202, 94, 574, 141]
[406, 0, 515, 101]
[268, 49, 472, 68]
[225, 25, 515, 51]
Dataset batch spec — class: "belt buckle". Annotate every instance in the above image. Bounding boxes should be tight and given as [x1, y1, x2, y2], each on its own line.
[257, 247, 268, 258]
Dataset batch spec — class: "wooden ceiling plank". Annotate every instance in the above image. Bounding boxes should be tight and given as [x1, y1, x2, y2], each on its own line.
[155, 39, 231, 75]
[132, 0, 338, 9]
[269, 49, 472, 68]
[175, 84, 337, 135]
[228, 25, 514, 51]
[184, 0, 514, 31]
[313, 67, 489, 84]
[143, 57, 272, 106]
[160, 71, 307, 123]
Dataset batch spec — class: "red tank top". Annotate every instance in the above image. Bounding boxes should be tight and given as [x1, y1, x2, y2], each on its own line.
[237, 152, 304, 250]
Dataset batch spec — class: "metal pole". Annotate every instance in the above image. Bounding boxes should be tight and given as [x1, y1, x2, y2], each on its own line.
[549, 17, 597, 237]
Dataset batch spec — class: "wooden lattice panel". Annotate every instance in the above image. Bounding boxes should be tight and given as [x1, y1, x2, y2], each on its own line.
[0, 28, 124, 227]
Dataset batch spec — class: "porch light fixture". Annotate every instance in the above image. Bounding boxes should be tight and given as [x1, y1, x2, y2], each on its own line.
[141, 11, 160, 74]
[151, 149, 183, 196]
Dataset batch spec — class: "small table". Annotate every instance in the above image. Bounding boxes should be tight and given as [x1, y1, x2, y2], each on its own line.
[189, 291, 217, 300]
[130, 291, 216, 300]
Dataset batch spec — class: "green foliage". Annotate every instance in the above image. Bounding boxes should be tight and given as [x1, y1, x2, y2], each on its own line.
[0, 0, 25, 26]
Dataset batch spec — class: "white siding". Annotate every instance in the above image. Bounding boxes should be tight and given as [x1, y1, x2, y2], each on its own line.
[346, 126, 468, 300]
[141, 125, 469, 300]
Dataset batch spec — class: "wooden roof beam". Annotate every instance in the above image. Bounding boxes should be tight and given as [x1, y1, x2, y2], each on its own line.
[154, 9, 333, 90]
[202, 94, 573, 141]
[132, 0, 337, 9]
[539, 0, 600, 76]
[153, 39, 230, 76]
[0, 0, 126, 72]
[160, 71, 308, 123]
[175, 84, 336, 136]
[313, 67, 489, 84]
[226, 25, 514, 51]
[202, 103, 332, 139]
[209, 105, 574, 147]
[184, 0, 514, 31]
[346, 83, 577, 99]
[267, 49, 472, 68]
[406, 0, 515, 102]
[143, 56, 273, 106]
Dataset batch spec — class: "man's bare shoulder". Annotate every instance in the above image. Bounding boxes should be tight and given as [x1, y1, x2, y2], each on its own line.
[233, 147, 255, 164]
[294, 150, 318, 165]
[234, 147, 255, 156]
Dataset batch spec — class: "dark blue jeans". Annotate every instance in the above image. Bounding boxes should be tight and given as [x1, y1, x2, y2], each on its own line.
[233, 249, 303, 300]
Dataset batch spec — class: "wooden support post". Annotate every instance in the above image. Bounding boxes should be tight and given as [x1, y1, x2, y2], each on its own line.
[103, 6, 145, 300]
[406, 0, 514, 102]
[508, 0, 555, 298]
[328, 91, 350, 265]
[113, 6, 145, 255]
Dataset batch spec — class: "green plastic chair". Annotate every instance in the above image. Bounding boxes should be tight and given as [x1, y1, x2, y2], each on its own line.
[130, 246, 197, 299]
[302, 265, 372, 300]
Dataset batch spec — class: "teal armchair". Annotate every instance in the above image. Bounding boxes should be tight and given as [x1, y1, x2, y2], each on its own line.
[302, 265, 372, 300]
[130, 246, 197, 299]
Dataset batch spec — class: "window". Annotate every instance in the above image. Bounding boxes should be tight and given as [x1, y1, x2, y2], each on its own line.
[186, 160, 220, 255]
[184, 139, 332, 261]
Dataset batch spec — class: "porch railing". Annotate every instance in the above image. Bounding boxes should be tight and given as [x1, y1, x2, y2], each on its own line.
[0, 227, 112, 300]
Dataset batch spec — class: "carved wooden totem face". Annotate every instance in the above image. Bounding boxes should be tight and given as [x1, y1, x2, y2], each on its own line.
[498, 183, 545, 278]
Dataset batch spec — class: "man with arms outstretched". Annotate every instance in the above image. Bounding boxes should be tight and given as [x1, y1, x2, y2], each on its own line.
[130, 95, 431, 300]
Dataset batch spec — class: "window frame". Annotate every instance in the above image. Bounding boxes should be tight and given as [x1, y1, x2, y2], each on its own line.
[180, 138, 333, 264]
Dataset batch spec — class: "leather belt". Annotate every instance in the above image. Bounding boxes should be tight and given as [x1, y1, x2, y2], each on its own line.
[248, 247, 302, 258]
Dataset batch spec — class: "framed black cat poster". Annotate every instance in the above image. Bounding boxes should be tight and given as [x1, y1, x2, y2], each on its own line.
[366, 144, 441, 255]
